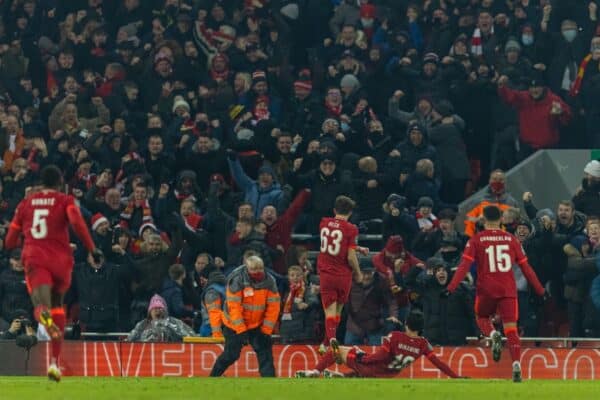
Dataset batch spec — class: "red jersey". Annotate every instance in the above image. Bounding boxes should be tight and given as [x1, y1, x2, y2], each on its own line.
[6, 190, 95, 263]
[447, 228, 544, 298]
[317, 217, 358, 276]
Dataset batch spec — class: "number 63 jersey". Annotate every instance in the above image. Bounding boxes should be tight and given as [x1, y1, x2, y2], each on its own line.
[317, 217, 359, 277]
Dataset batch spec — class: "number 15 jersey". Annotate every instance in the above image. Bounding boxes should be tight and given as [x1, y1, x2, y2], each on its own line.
[317, 217, 359, 277]
[448, 228, 544, 298]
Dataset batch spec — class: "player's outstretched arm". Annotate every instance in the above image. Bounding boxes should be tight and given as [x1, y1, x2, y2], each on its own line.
[426, 353, 462, 378]
[66, 204, 96, 253]
[446, 257, 472, 293]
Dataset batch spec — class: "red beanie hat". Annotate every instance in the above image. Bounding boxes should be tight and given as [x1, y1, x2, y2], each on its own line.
[384, 235, 404, 255]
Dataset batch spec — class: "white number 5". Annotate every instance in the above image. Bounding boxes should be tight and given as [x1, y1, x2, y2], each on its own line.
[31, 209, 49, 239]
[485, 244, 511, 272]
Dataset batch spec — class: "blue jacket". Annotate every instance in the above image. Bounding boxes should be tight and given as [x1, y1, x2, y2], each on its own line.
[591, 253, 600, 310]
[228, 159, 283, 217]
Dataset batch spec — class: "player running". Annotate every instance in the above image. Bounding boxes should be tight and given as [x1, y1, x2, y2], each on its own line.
[445, 205, 546, 382]
[317, 195, 368, 355]
[5, 165, 101, 382]
[296, 310, 463, 378]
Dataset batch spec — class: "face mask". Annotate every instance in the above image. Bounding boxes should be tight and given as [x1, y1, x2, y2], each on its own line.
[340, 122, 350, 133]
[371, 129, 383, 135]
[490, 181, 505, 194]
[249, 271, 265, 282]
[361, 18, 373, 28]
[562, 29, 577, 43]
[522, 35, 534, 46]
[442, 251, 459, 262]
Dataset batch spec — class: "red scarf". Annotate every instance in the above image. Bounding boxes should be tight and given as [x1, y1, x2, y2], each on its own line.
[283, 281, 305, 314]
[253, 96, 271, 121]
[120, 199, 153, 230]
[570, 54, 593, 97]
[184, 213, 203, 232]
[325, 101, 342, 118]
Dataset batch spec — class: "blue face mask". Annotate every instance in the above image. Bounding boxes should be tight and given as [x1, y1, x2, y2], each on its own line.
[522, 34, 534, 46]
[562, 29, 577, 43]
[341, 122, 350, 132]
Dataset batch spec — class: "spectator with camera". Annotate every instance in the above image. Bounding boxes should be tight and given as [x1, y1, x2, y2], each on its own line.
[0, 309, 37, 350]
[0, 249, 32, 329]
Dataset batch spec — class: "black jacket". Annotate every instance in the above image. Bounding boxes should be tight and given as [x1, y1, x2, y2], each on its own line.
[0, 268, 31, 322]
[418, 273, 476, 345]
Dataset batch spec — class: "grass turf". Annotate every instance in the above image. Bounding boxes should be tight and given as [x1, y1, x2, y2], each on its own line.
[0, 378, 596, 400]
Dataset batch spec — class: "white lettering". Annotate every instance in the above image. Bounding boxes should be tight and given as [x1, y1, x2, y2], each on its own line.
[31, 198, 55, 206]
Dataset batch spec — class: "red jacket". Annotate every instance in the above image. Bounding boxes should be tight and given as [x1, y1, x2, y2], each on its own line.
[498, 86, 571, 149]
[265, 189, 311, 274]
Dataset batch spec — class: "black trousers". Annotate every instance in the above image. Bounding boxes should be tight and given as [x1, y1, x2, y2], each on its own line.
[209, 326, 275, 377]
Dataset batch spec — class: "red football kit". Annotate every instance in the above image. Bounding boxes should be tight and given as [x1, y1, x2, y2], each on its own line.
[5, 190, 95, 294]
[317, 217, 359, 307]
[447, 229, 544, 322]
[345, 331, 459, 378]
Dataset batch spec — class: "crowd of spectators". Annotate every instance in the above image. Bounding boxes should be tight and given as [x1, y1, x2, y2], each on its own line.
[0, 0, 599, 345]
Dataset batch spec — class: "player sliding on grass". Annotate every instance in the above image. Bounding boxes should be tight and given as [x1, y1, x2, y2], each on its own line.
[445, 205, 546, 383]
[5, 165, 101, 382]
[296, 311, 463, 378]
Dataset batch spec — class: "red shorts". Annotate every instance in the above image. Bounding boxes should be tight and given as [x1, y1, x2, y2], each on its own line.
[320, 273, 352, 308]
[475, 295, 518, 323]
[345, 348, 396, 378]
[23, 253, 74, 295]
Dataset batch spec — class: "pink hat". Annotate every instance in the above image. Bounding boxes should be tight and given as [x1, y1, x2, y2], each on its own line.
[91, 213, 108, 231]
[148, 294, 167, 313]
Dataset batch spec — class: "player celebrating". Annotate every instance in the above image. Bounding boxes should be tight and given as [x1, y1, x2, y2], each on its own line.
[296, 310, 462, 378]
[317, 195, 367, 355]
[5, 165, 101, 382]
[445, 205, 545, 382]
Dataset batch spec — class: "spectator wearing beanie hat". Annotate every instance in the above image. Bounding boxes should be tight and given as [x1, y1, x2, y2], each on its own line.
[573, 160, 600, 217]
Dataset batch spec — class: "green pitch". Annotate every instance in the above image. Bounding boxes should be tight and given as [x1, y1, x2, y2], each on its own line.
[0, 377, 596, 400]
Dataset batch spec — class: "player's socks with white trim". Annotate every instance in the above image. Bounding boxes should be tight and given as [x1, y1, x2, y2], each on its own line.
[512, 361, 522, 383]
[324, 369, 345, 378]
[295, 369, 320, 378]
[490, 330, 503, 362]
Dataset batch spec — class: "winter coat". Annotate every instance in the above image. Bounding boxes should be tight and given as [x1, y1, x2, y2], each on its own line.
[591, 255, 600, 310]
[345, 275, 399, 336]
[161, 279, 195, 319]
[265, 190, 311, 275]
[498, 86, 571, 149]
[427, 118, 470, 181]
[228, 158, 283, 218]
[382, 211, 419, 247]
[572, 185, 600, 218]
[0, 268, 31, 322]
[463, 189, 519, 237]
[418, 273, 476, 345]
[127, 315, 197, 342]
[403, 172, 443, 209]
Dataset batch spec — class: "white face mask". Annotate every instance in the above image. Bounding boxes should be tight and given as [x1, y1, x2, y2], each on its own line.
[522, 34, 534, 46]
[562, 29, 577, 43]
[361, 18, 374, 28]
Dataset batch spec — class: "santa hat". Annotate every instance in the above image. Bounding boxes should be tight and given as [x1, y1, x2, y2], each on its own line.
[91, 213, 109, 231]
[384, 235, 404, 255]
[139, 222, 158, 237]
[252, 70, 267, 85]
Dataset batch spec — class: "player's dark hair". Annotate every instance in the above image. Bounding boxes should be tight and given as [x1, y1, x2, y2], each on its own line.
[40, 165, 63, 189]
[406, 310, 425, 334]
[334, 195, 356, 216]
[483, 205, 502, 222]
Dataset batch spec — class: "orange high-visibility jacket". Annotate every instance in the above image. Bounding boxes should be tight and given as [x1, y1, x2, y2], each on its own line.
[203, 285, 225, 338]
[222, 266, 281, 335]
[463, 191, 519, 237]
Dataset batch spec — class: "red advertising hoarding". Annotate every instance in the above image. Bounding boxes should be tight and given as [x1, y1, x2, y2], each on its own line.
[6, 342, 598, 379]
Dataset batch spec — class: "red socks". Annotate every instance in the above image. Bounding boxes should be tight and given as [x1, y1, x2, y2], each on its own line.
[33, 305, 50, 325]
[324, 317, 338, 344]
[476, 317, 494, 337]
[50, 307, 66, 362]
[315, 350, 335, 372]
[505, 326, 521, 364]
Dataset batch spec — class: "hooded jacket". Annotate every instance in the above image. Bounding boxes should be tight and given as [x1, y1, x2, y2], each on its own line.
[228, 158, 283, 218]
